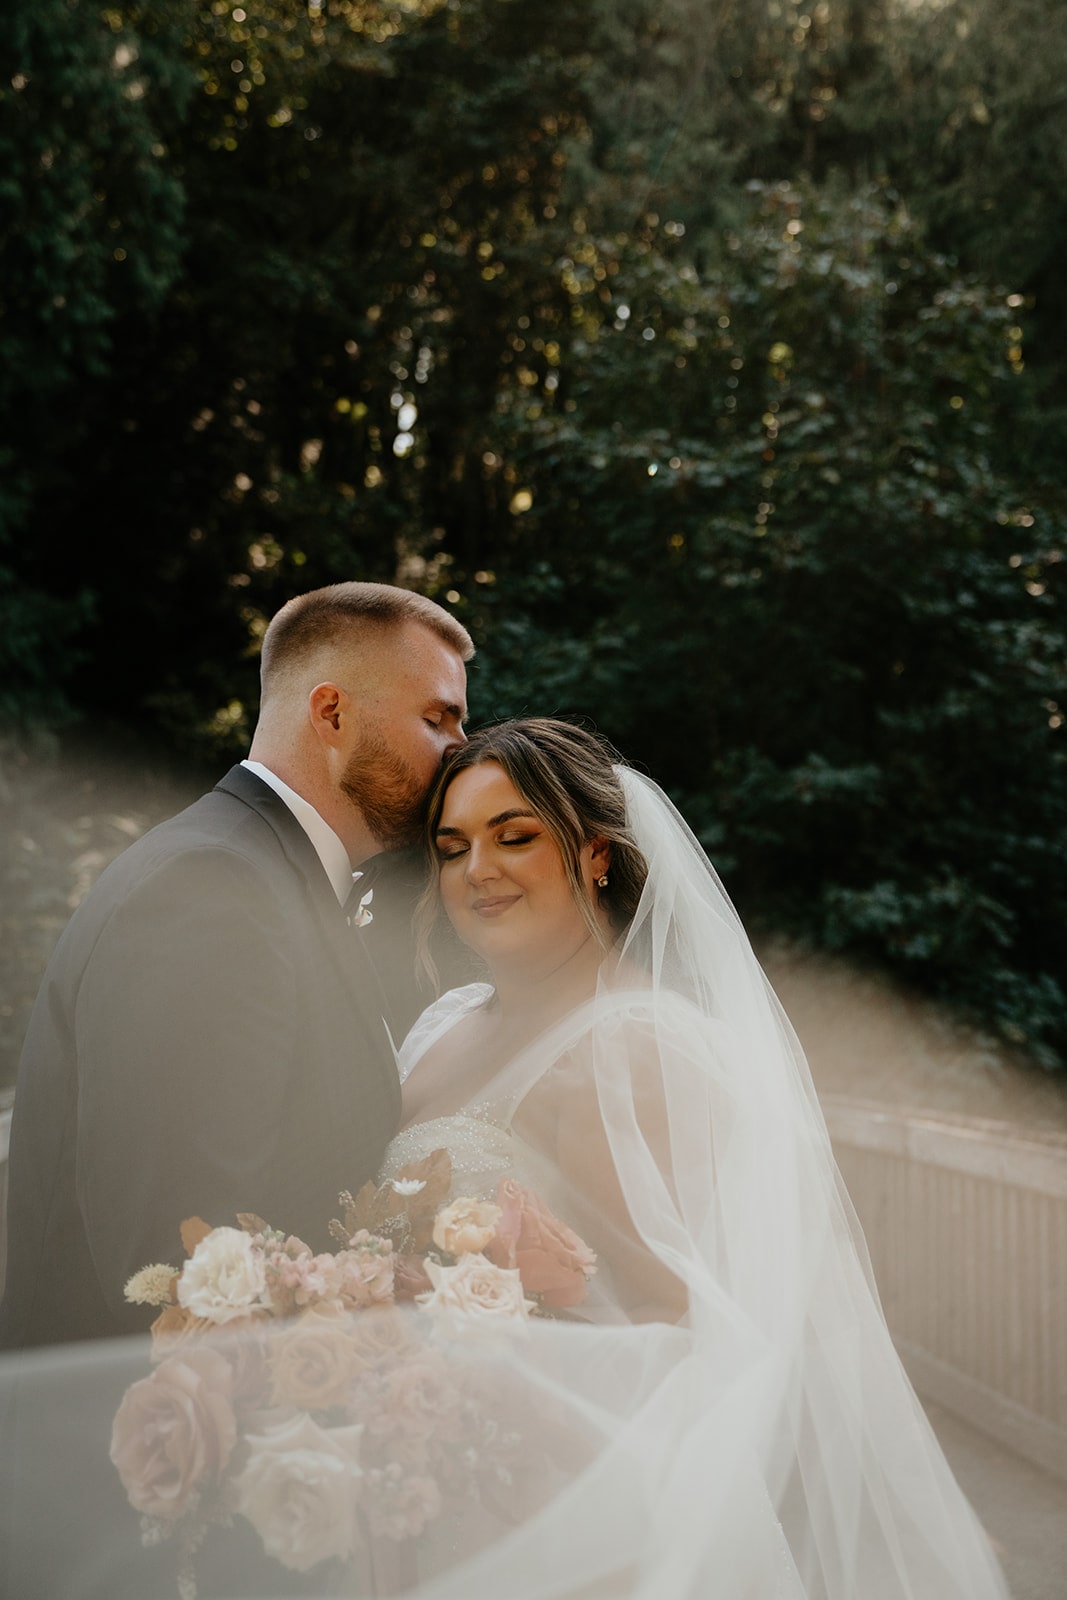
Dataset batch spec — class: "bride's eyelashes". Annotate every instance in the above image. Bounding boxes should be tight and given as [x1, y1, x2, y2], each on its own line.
[434, 829, 541, 863]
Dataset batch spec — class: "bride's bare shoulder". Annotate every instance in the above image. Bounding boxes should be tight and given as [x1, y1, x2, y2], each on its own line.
[420, 1003, 495, 1071]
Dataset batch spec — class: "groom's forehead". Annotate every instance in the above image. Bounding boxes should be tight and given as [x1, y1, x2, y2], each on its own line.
[404, 624, 467, 673]
[348, 619, 465, 685]
[383, 623, 469, 708]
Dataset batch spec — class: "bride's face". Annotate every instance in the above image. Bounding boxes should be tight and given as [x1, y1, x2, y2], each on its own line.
[434, 761, 609, 976]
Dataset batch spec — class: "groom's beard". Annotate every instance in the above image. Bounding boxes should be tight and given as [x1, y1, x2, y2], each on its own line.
[341, 730, 430, 851]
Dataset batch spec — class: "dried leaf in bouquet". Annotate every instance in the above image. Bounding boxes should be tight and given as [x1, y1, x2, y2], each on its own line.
[236, 1212, 269, 1237]
[180, 1216, 213, 1257]
[393, 1148, 453, 1251]
[329, 1150, 453, 1253]
[329, 1182, 379, 1247]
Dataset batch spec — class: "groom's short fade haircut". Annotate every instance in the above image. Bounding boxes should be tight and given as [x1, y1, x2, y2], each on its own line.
[260, 581, 474, 694]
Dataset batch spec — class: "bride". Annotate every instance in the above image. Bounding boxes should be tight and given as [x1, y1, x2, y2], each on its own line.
[0, 717, 1008, 1600]
[374, 716, 1008, 1598]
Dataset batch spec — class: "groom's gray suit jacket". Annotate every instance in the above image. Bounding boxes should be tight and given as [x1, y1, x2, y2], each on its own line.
[0, 764, 405, 1349]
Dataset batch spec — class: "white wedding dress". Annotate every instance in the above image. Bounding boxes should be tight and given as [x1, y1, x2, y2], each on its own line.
[370, 765, 1010, 1598]
[379, 984, 512, 1198]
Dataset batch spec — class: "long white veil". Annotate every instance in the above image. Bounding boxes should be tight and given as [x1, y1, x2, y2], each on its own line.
[0, 769, 1009, 1599]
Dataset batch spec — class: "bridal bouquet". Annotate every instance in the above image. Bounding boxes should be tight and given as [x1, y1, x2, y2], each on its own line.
[111, 1150, 596, 1595]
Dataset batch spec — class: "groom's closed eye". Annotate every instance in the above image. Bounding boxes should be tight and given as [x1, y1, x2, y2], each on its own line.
[424, 699, 467, 730]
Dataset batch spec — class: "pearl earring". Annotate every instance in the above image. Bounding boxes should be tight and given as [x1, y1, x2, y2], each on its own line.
[596, 874, 609, 889]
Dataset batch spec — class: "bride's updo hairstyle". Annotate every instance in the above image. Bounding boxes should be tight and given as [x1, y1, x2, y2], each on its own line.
[419, 718, 648, 969]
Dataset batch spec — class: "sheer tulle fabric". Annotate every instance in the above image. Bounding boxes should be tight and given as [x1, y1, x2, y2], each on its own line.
[0, 771, 1008, 1598]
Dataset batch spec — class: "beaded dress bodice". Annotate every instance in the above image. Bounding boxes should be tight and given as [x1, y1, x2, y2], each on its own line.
[378, 984, 511, 1200]
[376, 1112, 515, 1202]
[379, 983, 563, 1204]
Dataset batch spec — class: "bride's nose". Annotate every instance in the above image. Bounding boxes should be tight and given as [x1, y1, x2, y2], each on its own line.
[463, 841, 499, 885]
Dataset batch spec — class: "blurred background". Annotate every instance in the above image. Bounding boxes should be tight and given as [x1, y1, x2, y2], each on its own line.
[2, 0, 1065, 1097]
[2, 2, 1067, 1584]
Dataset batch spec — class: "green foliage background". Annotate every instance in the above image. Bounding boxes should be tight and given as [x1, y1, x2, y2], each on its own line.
[2, 0, 1065, 1064]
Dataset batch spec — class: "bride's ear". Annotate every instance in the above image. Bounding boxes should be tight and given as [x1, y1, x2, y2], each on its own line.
[588, 837, 612, 882]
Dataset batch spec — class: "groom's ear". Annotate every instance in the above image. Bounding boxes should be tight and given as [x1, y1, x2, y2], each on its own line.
[308, 682, 350, 742]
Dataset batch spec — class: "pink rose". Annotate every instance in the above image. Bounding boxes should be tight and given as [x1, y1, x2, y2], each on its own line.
[110, 1347, 237, 1521]
[486, 1178, 597, 1309]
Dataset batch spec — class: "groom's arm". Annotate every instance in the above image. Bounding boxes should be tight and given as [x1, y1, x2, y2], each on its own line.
[73, 846, 302, 1316]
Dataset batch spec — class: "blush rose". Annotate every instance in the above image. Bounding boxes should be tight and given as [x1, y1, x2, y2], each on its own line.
[432, 1197, 502, 1257]
[416, 1253, 533, 1323]
[269, 1307, 361, 1410]
[346, 1305, 421, 1372]
[109, 1347, 237, 1521]
[486, 1177, 597, 1309]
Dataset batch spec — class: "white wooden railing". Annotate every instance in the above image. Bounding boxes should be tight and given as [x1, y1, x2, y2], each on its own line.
[0, 1100, 11, 1305]
[824, 1096, 1067, 1480]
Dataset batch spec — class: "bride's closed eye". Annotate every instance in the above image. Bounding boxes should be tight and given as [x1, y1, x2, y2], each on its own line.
[435, 830, 539, 862]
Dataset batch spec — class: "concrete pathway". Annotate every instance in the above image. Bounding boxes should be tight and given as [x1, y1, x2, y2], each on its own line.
[760, 945, 1067, 1600]
[928, 1400, 1067, 1600]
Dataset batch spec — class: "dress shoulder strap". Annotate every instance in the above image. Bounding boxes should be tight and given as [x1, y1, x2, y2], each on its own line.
[396, 983, 494, 1083]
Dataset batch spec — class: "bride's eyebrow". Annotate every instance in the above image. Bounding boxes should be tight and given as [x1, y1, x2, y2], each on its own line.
[435, 808, 538, 838]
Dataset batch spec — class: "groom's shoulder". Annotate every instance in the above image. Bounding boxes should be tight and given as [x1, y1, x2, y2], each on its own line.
[145, 764, 273, 845]
[129, 764, 265, 839]
[80, 765, 285, 901]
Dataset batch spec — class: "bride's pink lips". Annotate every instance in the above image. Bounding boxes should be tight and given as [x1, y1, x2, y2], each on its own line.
[471, 895, 521, 917]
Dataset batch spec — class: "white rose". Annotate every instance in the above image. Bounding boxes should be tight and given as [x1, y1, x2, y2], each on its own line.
[417, 1252, 533, 1324]
[234, 1412, 364, 1572]
[177, 1227, 268, 1324]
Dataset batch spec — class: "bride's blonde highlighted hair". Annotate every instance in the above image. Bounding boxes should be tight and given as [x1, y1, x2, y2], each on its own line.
[417, 718, 649, 988]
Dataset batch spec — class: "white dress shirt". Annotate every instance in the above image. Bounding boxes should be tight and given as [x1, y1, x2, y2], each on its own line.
[240, 760, 360, 905]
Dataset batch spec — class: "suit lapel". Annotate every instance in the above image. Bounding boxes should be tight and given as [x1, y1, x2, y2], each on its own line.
[214, 766, 401, 1103]
[215, 765, 338, 908]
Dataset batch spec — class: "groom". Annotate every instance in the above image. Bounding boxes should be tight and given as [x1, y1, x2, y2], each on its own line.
[0, 582, 472, 1349]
